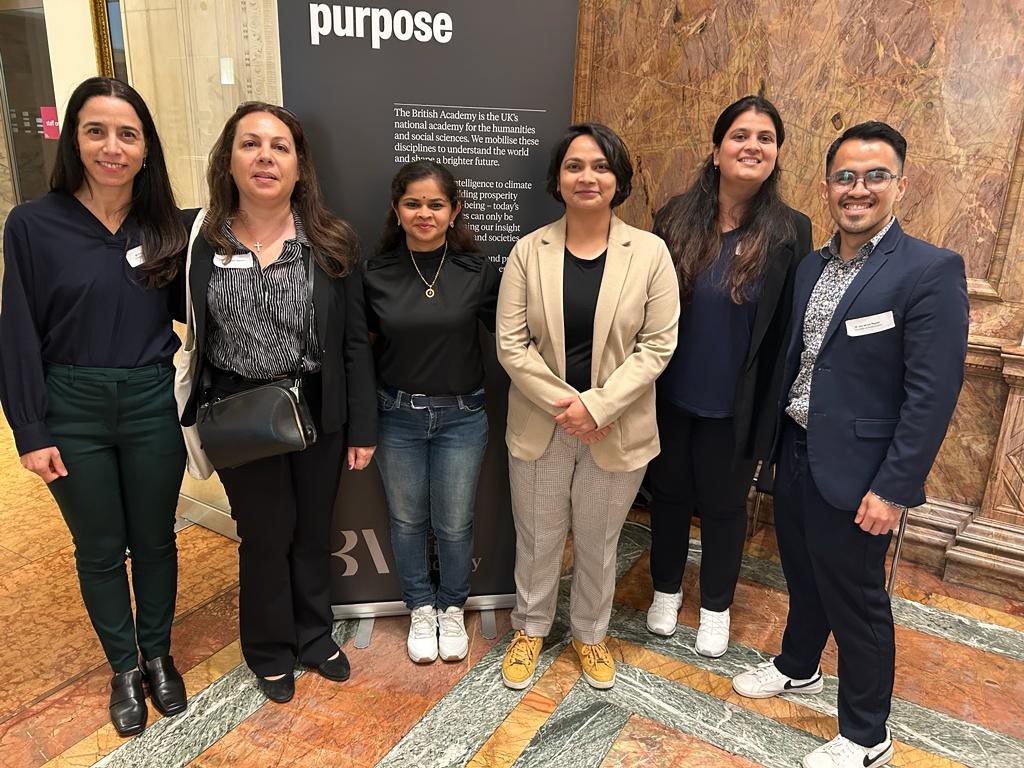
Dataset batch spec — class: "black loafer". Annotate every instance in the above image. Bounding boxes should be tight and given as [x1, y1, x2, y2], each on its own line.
[140, 655, 187, 716]
[309, 651, 350, 682]
[256, 672, 295, 703]
[109, 669, 147, 737]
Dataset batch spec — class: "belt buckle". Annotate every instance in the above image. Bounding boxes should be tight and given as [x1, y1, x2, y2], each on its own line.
[410, 393, 429, 409]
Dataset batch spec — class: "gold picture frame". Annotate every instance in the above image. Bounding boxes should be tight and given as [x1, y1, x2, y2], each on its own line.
[90, 0, 115, 78]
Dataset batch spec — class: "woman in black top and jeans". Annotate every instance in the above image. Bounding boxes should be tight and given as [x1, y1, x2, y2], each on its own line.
[178, 102, 376, 703]
[645, 96, 812, 657]
[364, 160, 499, 664]
[0, 77, 187, 736]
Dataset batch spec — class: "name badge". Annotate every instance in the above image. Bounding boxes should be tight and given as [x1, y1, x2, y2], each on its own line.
[125, 246, 144, 268]
[213, 253, 253, 269]
[846, 311, 895, 337]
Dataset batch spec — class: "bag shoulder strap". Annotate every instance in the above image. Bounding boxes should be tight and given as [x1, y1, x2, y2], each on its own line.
[184, 208, 207, 323]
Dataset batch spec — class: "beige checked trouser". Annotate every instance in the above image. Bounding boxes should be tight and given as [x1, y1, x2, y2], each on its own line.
[509, 428, 646, 644]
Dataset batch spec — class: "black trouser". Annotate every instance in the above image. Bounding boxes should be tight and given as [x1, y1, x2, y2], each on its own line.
[45, 362, 185, 673]
[646, 400, 756, 610]
[773, 419, 894, 747]
[211, 369, 345, 677]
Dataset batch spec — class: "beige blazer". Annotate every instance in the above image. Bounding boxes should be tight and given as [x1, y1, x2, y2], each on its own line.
[496, 215, 680, 472]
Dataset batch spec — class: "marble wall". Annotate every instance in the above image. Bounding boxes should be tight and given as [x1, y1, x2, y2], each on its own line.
[575, 0, 1024, 593]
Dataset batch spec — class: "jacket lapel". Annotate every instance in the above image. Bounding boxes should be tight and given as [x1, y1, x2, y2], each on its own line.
[539, 218, 567, 379]
[782, 250, 826, 386]
[591, 215, 632, 385]
[745, 240, 791, 370]
[310, 248, 329, 355]
[817, 224, 902, 353]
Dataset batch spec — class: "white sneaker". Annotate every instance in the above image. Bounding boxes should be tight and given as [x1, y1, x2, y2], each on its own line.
[731, 658, 824, 699]
[437, 606, 469, 661]
[802, 727, 893, 768]
[695, 607, 730, 657]
[407, 605, 438, 663]
[646, 590, 682, 636]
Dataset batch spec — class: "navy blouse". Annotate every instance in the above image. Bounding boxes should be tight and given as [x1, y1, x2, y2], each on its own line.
[658, 230, 761, 418]
[0, 192, 180, 454]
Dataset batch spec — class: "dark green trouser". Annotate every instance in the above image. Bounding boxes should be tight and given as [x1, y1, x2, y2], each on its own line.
[45, 361, 186, 673]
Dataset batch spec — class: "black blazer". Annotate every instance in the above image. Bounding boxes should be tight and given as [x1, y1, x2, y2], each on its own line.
[177, 209, 377, 446]
[777, 220, 968, 509]
[733, 207, 813, 463]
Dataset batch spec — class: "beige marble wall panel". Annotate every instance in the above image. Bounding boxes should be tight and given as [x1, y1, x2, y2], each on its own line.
[123, 4, 199, 204]
[926, 371, 1008, 507]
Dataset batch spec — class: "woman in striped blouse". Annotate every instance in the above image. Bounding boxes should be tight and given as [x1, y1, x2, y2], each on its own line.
[178, 102, 377, 703]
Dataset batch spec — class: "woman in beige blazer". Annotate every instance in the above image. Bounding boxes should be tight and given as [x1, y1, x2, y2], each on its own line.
[496, 123, 679, 691]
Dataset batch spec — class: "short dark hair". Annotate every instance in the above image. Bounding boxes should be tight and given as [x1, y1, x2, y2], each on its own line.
[546, 123, 633, 208]
[825, 121, 907, 174]
[50, 76, 184, 288]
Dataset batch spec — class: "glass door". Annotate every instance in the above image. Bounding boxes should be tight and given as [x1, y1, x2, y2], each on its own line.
[0, 0, 58, 203]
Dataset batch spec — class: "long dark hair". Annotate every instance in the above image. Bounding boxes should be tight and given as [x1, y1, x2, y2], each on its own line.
[202, 102, 359, 277]
[377, 160, 480, 254]
[50, 76, 184, 288]
[653, 95, 795, 305]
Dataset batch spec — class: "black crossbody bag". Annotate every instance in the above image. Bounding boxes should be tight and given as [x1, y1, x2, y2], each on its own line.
[196, 253, 319, 469]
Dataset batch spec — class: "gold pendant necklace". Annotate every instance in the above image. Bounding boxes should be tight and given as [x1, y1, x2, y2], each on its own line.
[409, 242, 448, 299]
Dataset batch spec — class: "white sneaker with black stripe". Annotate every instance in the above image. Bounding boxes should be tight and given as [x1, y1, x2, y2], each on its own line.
[731, 658, 824, 698]
[802, 727, 894, 768]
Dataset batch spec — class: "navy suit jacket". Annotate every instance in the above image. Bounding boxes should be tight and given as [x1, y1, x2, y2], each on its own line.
[778, 219, 969, 510]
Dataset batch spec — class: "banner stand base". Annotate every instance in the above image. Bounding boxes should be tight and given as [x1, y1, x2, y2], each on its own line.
[480, 609, 497, 639]
[354, 618, 374, 649]
[332, 593, 514, 620]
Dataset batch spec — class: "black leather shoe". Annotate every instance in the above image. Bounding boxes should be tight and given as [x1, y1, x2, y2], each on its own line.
[109, 670, 147, 737]
[256, 672, 295, 703]
[140, 655, 187, 716]
[309, 651, 350, 682]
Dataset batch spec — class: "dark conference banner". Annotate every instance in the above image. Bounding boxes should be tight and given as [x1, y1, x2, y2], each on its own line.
[278, 1, 579, 609]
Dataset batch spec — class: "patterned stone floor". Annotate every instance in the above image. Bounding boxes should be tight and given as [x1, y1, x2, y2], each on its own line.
[1, 422, 1022, 768]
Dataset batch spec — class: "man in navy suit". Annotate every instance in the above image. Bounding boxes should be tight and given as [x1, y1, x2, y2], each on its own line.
[732, 122, 969, 768]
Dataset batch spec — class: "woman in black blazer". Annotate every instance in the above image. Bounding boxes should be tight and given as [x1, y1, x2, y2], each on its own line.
[645, 96, 812, 656]
[179, 102, 376, 703]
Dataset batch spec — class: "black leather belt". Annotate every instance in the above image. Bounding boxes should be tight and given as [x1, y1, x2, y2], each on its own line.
[382, 387, 485, 410]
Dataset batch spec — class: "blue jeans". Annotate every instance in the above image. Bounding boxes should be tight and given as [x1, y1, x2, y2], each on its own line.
[375, 387, 488, 610]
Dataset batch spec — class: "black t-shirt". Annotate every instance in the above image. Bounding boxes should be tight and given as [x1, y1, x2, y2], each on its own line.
[562, 247, 607, 393]
[364, 244, 500, 395]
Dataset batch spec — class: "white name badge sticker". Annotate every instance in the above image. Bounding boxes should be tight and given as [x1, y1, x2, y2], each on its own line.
[213, 253, 254, 269]
[125, 246, 144, 268]
[846, 311, 895, 337]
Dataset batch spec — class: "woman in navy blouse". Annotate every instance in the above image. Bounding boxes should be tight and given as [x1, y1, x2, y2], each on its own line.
[645, 96, 812, 656]
[0, 77, 188, 736]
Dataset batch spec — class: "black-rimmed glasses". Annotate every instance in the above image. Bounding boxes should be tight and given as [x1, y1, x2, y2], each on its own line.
[826, 169, 900, 192]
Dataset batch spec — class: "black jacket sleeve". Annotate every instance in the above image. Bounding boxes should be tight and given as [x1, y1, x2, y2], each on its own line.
[342, 264, 378, 446]
[0, 208, 54, 454]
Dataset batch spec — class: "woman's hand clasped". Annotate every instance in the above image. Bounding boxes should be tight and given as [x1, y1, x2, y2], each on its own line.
[553, 397, 612, 444]
[347, 446, 376, 471]
[20, 446, 68, 483]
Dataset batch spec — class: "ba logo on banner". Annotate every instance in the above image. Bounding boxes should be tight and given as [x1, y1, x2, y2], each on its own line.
[332, 529, 391, 576]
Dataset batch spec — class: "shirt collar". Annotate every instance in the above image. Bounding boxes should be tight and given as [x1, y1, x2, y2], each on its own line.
[224, 209, 309, 253]
[822, 216, 896, 265]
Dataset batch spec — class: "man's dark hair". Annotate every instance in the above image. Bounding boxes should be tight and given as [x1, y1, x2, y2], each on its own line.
[825, 121, 907, 174]
[546, 122, 633, 208]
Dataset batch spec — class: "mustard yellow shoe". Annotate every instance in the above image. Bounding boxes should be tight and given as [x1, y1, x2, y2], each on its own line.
[501, 630, 543, 690]
[572, 638, 616, 689]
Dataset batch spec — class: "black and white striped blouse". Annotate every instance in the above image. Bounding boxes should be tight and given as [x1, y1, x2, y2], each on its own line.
[205, 211, 321, 380]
